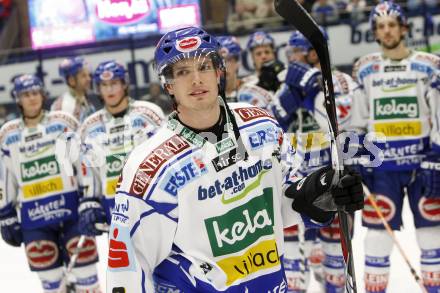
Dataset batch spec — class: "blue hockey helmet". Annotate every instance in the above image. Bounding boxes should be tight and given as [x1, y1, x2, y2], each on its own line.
[59, 56, 88, 80]
[12, 74, 45, 99]
[154, 26, 224, 81]
[369, 1, 407, 32]
[246, 31, 275, 51]
[93, 60, 127, 86]
[217, 36, 242, 59]
[288, 31, 312, 52]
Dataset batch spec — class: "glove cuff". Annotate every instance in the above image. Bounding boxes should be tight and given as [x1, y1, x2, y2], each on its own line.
[78, 198, 103, 214]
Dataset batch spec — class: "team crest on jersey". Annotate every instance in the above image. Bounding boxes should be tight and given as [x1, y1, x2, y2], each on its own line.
[176, 36, 202, 53]
[363, 195, 395, 225]
[419, 197, 440, 222]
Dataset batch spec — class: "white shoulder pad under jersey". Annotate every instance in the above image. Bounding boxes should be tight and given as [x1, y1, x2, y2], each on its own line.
[107, 102, 303, 292]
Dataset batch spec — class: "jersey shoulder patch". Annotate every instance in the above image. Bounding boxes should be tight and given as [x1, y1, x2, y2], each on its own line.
[131, 100, 164, 126]
[0, 119, 21, 146]
[121, 129, 191, 198]
[47, 111, 79, 131]
[352, 53, 382, 83]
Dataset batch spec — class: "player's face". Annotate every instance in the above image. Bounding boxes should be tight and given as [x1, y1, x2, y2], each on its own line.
[375, 16, 406, 50]
[166, 57, 220, 113]
[73, 68, 92, 93]
[18, 90, 44, 118]
[99, 79, 127, 107]
[287, 48, 307, 63]
[252, 45, 275, 71]
[306, 49, 319, 66]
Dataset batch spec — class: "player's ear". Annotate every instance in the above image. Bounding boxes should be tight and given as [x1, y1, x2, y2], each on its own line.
[165, 83, 174, 95]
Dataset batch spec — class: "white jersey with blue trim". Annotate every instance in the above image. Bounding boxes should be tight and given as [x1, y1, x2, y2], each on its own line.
[106, 102, 319, 292]
[79, 99, 164, 223]
[51, 90, 95, 123]
[0, 111, 80, 229]
[351, 50, 440, 170]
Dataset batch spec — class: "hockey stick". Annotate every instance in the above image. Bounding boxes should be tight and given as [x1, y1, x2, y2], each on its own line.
[274, 1, 357, 292]
[362, 185, 428, 293]
[58, 235, 86, 293]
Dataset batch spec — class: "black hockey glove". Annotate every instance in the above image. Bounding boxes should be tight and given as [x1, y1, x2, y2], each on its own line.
[285, 165, 364, 223]
[0, 208, 22, 247]
[257, 60, 285, 92]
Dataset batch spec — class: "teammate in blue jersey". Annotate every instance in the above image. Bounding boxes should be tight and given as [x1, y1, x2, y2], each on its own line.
[106, 26, 364, 292]
[351, 2, 440, 292]
[0, 74, 100, 293]
[52, 56, 96, 123]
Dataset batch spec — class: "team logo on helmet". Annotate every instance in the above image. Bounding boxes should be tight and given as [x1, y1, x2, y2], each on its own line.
[376, 3, 388, 13]
[176, 36, 202, 53]
[100, 70, 114, 81]
[419, 197, 440, 222]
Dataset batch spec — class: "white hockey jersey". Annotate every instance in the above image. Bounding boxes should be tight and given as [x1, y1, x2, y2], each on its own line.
[106, 102, 320, 292]
[351, 51, 440, 170]
[0, 111, 80, 229]
[79, 99, 164, 222]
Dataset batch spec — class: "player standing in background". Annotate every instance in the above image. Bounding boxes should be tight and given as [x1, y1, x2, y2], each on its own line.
[351, 2, 440, 292]
[106, 26, 364, 292]
[217, 36, 243, 103]
[51, 56, 95, 123]
[0, 74, 100, 293]
[78, 60, 164, 237]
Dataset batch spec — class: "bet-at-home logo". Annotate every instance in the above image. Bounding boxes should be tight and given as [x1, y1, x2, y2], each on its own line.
[106, 153, 126, 177]
[374, 96, 419, 120]
[21, 155, 60, 182]
[204, 189, 274, 257]
[198, 159, 272, 203]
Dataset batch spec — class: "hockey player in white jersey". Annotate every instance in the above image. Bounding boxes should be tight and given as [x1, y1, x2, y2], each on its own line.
[77, 60, 164, 236]
[106, 26, 364, 292]
[51, 57, 95, 122]
[351, 2, 440, 292]
[0, 74, 100, 293]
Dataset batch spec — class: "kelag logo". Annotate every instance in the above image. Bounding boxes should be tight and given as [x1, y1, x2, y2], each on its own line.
[106, 153, 126, 177]
[204, 189, 274, 257]
[374, 96, 419, 119]
[160, 155, 207, 197]
[199, 159, 272, 203]
[21, 155, 60, 182]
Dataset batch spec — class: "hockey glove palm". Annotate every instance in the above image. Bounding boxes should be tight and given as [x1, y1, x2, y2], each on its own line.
[285, 165, 364, 223]
[78, 198, 107, 236]
[420, 151, 440, 198]
[0, 209, 22, 247]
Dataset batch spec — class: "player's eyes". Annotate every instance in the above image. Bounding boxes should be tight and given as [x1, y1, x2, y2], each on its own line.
[200, 64, 213, 71]
[175, 69, 189, 77]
